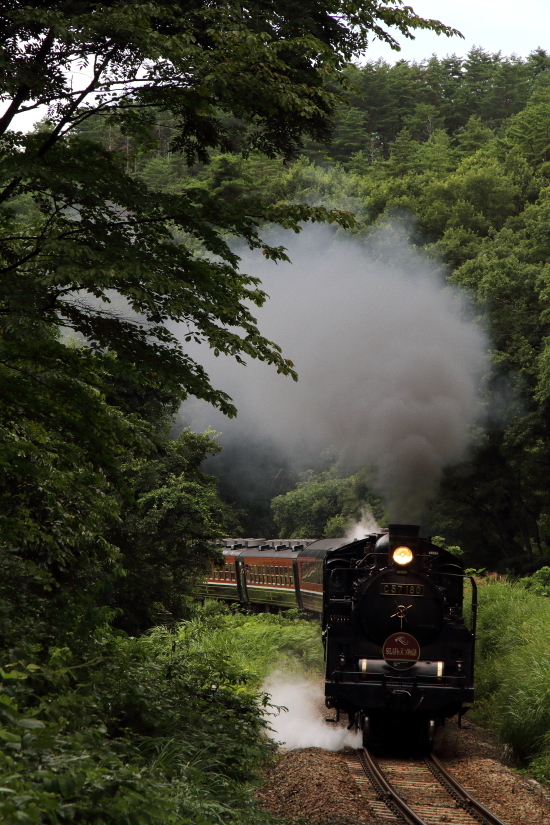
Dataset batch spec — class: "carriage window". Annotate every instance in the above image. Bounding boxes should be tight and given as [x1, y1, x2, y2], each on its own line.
[300, 560, 323, 584]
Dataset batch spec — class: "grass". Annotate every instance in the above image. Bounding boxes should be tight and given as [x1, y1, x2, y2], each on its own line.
[471, 579, 550, 777]
[179, 603, 324, 686]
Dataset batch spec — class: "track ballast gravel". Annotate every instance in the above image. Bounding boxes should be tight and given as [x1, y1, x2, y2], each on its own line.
[257, 721, 550, 825]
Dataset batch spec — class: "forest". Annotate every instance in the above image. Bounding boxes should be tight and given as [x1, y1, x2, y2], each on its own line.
[2, 0, 550, 821]
[165, 46, 550, 574]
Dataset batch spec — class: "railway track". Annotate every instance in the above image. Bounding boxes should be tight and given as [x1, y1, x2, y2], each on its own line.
[345, 748, 508, 825]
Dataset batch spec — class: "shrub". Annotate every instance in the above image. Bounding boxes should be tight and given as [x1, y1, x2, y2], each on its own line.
[518, 566, 550, 597]
[472, 580, 550, 768]
[0, 603, 321, 824]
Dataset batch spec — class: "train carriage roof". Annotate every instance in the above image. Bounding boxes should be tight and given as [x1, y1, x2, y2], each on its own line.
[219, 537, 358, 561]
[296, 537, 357, 558]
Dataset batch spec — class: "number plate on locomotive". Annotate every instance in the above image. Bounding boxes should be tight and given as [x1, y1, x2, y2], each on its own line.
[380, 583, 424, 596]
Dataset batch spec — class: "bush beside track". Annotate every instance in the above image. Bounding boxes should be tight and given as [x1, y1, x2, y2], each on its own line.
[0, 603, 321, 825]
[472, 578, 550, 780]
[10, 583, 550, 823]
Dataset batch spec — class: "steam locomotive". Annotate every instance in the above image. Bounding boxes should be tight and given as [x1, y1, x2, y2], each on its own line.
[198, 524, 476, 745]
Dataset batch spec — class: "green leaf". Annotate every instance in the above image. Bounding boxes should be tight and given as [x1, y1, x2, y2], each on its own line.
[0, 729, 21, 743]
[57, 774, 76, 799]
[16, 718, 45, 730]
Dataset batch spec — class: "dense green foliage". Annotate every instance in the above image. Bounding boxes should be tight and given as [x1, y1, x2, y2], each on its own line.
[0, 0, 449, 645]
[518, 566, 550, 597]
[0, 1, 451, 636]
[220, 51, 550, 570]
[116, 47, 550, 565]
[0, 399, 230, 649]
[326, 49, 550, 162]
[5, 0, 550, 814]
[0, 605, 321, 825]
[1, 2, 461, 821]
[272, 469, 385, 538]
[109, 428, 236, 635]
[469, 579, 550, 778]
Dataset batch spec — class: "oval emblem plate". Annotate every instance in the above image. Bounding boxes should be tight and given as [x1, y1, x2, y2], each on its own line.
[383, 632, 420, 667]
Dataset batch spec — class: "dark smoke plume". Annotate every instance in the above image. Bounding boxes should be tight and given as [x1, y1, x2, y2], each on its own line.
[178, 223, 489, 523]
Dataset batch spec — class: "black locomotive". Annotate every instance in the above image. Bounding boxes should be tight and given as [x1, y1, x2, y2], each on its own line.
[199, 523, 476, 745]
[323, 524, 475, 745]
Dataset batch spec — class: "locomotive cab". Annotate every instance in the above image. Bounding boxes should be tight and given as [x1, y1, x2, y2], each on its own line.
[323, 524, 476, 747]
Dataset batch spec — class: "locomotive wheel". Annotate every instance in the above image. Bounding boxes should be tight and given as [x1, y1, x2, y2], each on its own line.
[361, 715, 370, 747]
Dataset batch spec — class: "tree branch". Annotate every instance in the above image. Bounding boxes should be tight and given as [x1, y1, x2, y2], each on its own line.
[0, 28, 56, 137]
[36, 43, 119, 158]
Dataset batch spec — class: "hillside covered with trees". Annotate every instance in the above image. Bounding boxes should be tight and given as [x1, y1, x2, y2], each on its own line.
[0, 1, 463, 822]
[3, 0, 550, 819]
[81, 46, 550, 572]
[161, 48, 550, 574]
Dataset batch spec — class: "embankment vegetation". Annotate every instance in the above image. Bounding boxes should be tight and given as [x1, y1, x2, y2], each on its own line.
[1, 1, 455, 821]
[466, 575, 550, 780]
[5, 0, 550, 817]
[0, 604, 321, 825]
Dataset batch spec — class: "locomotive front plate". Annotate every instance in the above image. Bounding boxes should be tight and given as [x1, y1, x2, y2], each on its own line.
[383, 632, 420, 667]
[380, 583, 424, 596]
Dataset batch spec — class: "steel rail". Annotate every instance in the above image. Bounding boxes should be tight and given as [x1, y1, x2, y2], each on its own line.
[359, 748, 426, 825]
[359, 748, 509, 825]
[427, 752, 508, 825]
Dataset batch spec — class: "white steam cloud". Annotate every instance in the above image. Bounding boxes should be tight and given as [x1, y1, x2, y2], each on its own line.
[180, 223, 489, 522]
[344, 505, 381, 540]
[263, 673, 361, 750]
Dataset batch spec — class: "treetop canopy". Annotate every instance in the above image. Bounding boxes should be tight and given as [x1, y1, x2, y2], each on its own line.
[0, 0, 458, 414]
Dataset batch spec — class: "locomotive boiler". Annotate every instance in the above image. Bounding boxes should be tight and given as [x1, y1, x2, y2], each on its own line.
[198, 523, 476, 745]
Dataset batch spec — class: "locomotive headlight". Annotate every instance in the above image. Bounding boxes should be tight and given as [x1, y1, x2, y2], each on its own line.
[393, 545, 413, 565]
